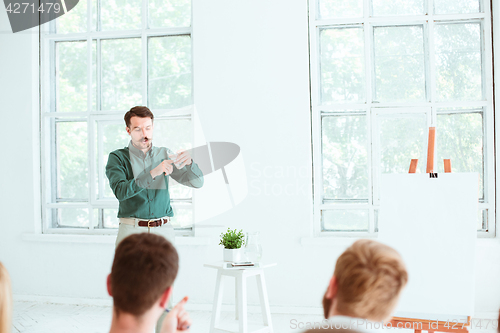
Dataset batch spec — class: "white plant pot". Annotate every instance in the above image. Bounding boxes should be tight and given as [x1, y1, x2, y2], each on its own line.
[223, 248, 244, 262]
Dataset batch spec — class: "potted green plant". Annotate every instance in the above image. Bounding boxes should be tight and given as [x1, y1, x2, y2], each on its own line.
[219, 228, 246, 262]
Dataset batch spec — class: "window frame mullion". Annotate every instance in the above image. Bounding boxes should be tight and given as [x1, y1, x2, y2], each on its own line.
[87, 1, 94, 228]
[364, 0, 374, 231]
[142, 0, 148, 106]
[309, 0, 323, 237]
[96, 120, 105, 201]
[482, 0, 496, 237]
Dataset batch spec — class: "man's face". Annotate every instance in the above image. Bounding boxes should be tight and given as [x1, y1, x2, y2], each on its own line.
[127, 116, 154, 150]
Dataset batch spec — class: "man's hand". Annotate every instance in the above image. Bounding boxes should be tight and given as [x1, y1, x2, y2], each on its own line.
[174, 150, 193, 169]
[161, 296, 191, 333]
[150, 160, 174, 179]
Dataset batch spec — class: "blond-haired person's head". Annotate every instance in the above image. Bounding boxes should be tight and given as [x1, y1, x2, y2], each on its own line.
[0, 262, 12, 333]
[323, 239, 408, 322]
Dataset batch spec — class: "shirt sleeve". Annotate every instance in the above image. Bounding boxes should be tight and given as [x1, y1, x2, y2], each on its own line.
[105, 152, 154, 201]
[167, 149, 204, 188]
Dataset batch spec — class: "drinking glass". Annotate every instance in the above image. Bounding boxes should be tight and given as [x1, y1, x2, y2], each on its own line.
[245, 232, 263, 262]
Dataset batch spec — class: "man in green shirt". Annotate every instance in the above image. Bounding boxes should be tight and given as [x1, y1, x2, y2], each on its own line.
[105, 106, 203, 331]
[105, 106, 204, 249]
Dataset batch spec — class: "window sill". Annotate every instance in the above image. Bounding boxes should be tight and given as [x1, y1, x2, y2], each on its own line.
[301, 234, 500, 246]
[22, 233, 214, 246]
[301, 231, 378, 245]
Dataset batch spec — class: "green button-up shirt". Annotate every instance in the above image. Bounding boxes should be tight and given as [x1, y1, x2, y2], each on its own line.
[105, 141, 204, 219]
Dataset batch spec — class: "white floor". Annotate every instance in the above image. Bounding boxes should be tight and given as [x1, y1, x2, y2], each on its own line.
[12, 301, 499, 333]
[12, 301, 326, 333]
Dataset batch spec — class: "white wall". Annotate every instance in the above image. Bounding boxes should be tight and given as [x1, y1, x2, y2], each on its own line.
[0, 0, 499, 319]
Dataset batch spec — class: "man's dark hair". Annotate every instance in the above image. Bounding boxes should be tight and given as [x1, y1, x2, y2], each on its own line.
[110, 233, 178, 317]
[124, 106, 154, 128]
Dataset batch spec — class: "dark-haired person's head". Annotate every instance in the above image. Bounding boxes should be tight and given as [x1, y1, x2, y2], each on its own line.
[124, 106, 155, 151]
[322, 239, 408, 322]
[107, 233, 178, 318]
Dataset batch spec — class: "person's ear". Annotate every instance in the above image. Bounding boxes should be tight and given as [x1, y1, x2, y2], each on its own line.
[325, 276, 338, 299]
[159, 286, 173, 309]
[126, 126, 131, 135]
[322, 276, 338, 319]
[106, 274, 112, 297]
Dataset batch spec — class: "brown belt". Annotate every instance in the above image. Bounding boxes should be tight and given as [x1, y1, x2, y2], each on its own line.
[120, 217, 170, 228]
[137, 218, 169, 227]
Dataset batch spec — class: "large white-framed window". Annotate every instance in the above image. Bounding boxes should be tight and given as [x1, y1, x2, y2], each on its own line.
[40, 0, 195, 235]
[309, 0, 495, 237]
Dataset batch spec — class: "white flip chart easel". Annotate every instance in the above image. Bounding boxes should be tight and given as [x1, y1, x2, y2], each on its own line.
[378, 127, 478, 333]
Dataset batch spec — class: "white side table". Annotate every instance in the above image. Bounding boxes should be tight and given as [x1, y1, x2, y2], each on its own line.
[204, 262, 277, 333]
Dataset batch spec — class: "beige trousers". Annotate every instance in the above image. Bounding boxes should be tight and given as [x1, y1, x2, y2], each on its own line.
[115, 219, 176, 248]
[114, 218, 175, 333]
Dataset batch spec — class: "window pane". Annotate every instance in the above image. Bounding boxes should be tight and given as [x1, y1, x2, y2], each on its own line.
[372, 0, 424, 16]
[154, 119, 193, 199]
[149, 0, 191, 28]
[104, 208, 119, 228]
[318, 0, 362, 19]
[92, 0, 97, 31]
[322, 115, 368, 200]
[101, 38, 142, 111]
[170, 204, 192, 228]
[320, 28, 365, 104]
[437, 112, 483, 198]
[435, 23, 482, 101]
[56, 41, 88, 113]
[56, 121, 88, 199]
[56, 0, 88, 33]
[322, 210, 369, 231]
[100, 0, 141, 31]
[377, 113, 427, 174]
[434, 0, 479, 14]
[99, 122, 130, 199]
[374, 26, 425, 102]
[51, 208, 89, 228]
[149, 36, 192, 109]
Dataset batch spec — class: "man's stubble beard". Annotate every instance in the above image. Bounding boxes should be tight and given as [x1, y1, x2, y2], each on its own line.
[132, 139, 152, 151]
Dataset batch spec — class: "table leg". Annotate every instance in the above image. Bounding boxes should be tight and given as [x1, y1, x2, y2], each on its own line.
[256, 271, 273, 332]
[236, 274, 248, 333]
[210, 270, 225, 332]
